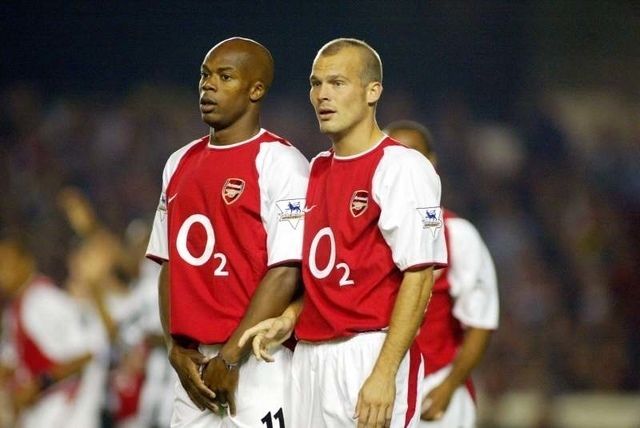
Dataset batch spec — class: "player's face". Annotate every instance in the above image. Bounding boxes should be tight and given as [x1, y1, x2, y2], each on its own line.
[199, 46, 253, 130]
[309, 48, 372, 138]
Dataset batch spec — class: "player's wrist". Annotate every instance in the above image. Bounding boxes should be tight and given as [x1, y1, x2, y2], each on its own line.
[216, 353, 240, 371]
[371, 360, 400, 379]
[219, 346, 242, 367]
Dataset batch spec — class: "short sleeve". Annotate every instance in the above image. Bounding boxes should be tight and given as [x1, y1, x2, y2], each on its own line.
[448, 217, 500, 329]
[372, 146, 448, 271]
[146, 139, 202, 263]
[257, 142, 310, 267]
[146, 160, 171, 263]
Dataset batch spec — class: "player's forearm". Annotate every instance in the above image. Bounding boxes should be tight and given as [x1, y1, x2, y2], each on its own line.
[372, 268, 434, 377]
[49, 352, 93, 382]
[441, 327, 492, 388]
[158, 263, 173, 349]
[220, 265, 300, 363]
[89, 279, 118, 341]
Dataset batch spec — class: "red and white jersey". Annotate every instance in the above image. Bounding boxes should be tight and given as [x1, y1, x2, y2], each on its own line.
[296, 137, 447, 341]
[3, 276, 92, 379]
[416, 211, 499, 375]
[1, 276, 104, 428]
[146, 129, 309, 344]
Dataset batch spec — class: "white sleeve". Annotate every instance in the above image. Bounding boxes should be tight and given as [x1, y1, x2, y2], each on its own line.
[372, 146, 448, 271]
[257, 142, 309, 266]
[448, 217, 500, 329]
[146, 161, 171, 262]
[146, 141, 199, 262]
[22, 285, 92, 361]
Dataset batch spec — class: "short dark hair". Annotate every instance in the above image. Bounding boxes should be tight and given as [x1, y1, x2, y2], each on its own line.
[316, 38, 383, 84]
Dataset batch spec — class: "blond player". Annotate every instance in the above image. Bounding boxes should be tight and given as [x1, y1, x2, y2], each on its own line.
[242, 39, 447, 428]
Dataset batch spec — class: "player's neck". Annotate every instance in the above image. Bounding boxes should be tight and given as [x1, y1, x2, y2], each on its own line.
[332, 119, 384, 157]
[209, 114, 261, 146]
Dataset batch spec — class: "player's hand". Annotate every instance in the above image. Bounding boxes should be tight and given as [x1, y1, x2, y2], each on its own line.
[168, 343, 218, 413]
[420, 379, 455, 421]
[201, 355, 240, 416]
[238, 315, 294, 362]
[354, 370, 396, 428]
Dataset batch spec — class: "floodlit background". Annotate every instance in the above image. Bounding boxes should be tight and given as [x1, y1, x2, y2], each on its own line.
[1, 1, 639, 427]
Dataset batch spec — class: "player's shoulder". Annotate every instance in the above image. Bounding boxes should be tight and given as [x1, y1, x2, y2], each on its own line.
[381, 138, 430, 164]
[257, 129, 309, 167]
[260, 128, 293, 147]
[165, 135, 208, 166]
[377, 138, 437, 177]
[23, 277, 72, 310]
[309, 149, 333, 170]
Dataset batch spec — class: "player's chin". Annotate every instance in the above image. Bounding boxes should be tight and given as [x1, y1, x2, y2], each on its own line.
[318, 122, 337, 135]
[201, 113, 222, 127]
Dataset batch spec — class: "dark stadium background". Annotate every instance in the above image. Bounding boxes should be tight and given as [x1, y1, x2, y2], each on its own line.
[2, 1, 639, 426]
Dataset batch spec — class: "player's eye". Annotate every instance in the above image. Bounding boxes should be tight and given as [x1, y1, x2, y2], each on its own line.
[221, 74, 232, 81]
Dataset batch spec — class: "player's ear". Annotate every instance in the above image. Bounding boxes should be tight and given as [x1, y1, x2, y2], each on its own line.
[366, 81, 382, 105]
[249, 81, 266, 102]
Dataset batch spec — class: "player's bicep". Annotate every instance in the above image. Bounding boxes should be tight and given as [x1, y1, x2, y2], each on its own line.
[259, 144, 309, 266]
[147, 161, 173, 262]
[373, 147, 447, 271]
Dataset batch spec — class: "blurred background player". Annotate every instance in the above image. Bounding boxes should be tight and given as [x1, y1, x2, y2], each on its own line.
[145, 37, 308, 427]
[385, 120, 499, 428]
[0, 231, 99, 428]
[59, 186, 176, 428]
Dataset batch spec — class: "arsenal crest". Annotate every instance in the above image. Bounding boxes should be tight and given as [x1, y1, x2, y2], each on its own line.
[222, 178, 245, 205]
[350, 190, 369, 217]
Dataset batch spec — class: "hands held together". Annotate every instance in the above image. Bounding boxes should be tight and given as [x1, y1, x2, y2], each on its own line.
[168, 343, 238, 416]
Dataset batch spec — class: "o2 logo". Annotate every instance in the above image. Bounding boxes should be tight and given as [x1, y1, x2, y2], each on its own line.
[176, 214, 229, 276]
[308, 227, 354, 286]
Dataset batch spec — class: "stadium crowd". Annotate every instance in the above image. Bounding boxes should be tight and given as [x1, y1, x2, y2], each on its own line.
[1, 81, 638, 427]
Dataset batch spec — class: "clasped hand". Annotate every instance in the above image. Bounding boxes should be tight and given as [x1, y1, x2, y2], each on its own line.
[201, 354, 239, 415]
[169, 344, 239, 416]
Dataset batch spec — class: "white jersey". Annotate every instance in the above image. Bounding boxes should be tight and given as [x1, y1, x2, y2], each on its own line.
[4, 277, 105, 428]
[418, 216, 499, 428]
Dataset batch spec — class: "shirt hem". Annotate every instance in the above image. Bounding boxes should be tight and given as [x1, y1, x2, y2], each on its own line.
[145, 253, 167, 264]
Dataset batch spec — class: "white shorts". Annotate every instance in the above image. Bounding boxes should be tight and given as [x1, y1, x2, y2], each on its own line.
[417, 365, 476, 428]
[171, 344, 292, 428]
[290, 332, 424, 428]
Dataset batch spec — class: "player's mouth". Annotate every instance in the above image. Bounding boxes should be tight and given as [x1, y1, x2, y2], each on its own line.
[317, 107, 336, 120]
[199, 97, 218, 114]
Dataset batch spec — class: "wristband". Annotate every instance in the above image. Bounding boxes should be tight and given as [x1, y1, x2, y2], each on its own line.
[219, 355, 239, 371]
